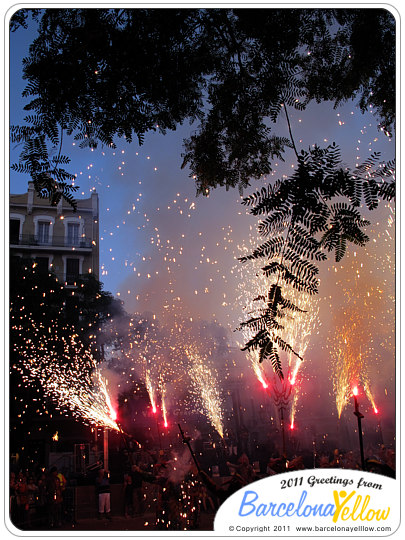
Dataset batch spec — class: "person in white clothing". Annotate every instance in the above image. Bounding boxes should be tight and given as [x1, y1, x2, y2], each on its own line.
[95, 469, 112, 520]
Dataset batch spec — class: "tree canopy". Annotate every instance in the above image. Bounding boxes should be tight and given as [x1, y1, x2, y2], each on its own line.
[11, 7, 395, 202]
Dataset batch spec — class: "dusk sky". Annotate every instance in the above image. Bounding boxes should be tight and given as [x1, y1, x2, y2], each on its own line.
[8, 10, 396, 436]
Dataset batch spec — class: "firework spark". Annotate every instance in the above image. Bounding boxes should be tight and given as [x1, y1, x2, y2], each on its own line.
[145, 370, 157, 413]
[12, 319, 120, 431]
[290, 391, 300, 429]
[329, 207, 394, 417]
[187, 347, 224, 438]
[249, 351, 270, 389]
[159, 373, 169, 427]
[363, 381, 379, 414]
[234, 230, 319, 429]
[162, 394, 169, 427]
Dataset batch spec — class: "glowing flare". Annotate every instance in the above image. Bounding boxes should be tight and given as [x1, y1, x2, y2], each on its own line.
[235, 254, 318, 427]
[123, 314, 225, 435]
[331, 208, 394, 418]
[363, 381, 379, 415]
[145, 372, 157, 413]
[162, 395, 168, 427]
[187, 346, 224, 438]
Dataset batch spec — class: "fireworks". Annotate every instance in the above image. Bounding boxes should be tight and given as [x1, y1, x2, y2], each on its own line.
[59, 109, 393, 441]
[159, 374, 169, 428]
[329, 203, 394, 418]
[145, 370, 157, 414]
[290, 384, 300, 429]
[187, 346, 224, 438]
[331, 329, 372, 419]
[111, 312, 227, 437]
[363, 381, 379, 414]
[234, 226, 320, 430]
[248, 351, 269, 390]
[12, 318, 120, 431]
[10, 83, 396, 467]
[161, 396, 169, 428]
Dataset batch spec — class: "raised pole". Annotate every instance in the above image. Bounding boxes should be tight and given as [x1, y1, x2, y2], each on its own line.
[103, 428, 109, 471]
[178, 423, 201, 473]
[280, 406, 286, 458]
[353, 389, 366, 471]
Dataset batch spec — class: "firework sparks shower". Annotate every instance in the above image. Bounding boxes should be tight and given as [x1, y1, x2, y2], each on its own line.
[187, 346, 224, 438]
[12, 318, 120, 431]
[328, 204, 394, 418]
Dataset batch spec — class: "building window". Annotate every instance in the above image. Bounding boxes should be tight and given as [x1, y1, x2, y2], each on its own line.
[10, 219, 20, 244]
[10, 213, 25, 243]
[66, 258, 80, 285]
[33, 215, 55, 245]
[67, 222, 80, 246]
[64, 218, 84, 246]
[37, 221, 51, 244]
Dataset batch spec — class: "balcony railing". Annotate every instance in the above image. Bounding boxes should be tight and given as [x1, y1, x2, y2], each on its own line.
[10, 234, 93, 249]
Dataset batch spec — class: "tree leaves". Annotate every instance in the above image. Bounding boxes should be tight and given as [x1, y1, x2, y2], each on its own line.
[11, 8, 395, 200]
[240, 142, 395, 378]
[10, 124, 78, 209]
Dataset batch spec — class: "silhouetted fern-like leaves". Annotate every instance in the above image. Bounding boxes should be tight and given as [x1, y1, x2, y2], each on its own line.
[240, 143, 395, 379]
[10, 122, 77, 209]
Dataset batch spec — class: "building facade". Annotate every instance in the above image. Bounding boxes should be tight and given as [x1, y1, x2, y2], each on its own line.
[10, 182, 99, 284]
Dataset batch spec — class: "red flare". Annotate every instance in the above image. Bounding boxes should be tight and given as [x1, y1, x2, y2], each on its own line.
[352, 385, 359, 396]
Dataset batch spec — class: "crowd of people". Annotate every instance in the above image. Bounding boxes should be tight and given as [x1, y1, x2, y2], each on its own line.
[10, 466, 68, 529]
[9, 443, 395, 531]
[107, 443, 397, 530]
[265, 446, 396, 477]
